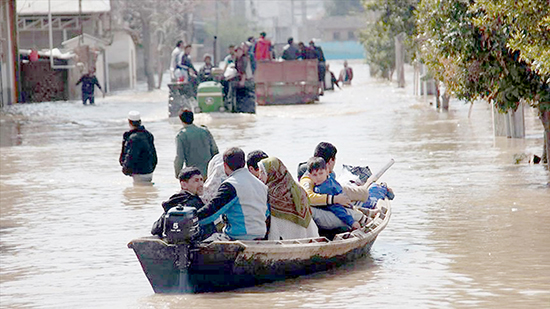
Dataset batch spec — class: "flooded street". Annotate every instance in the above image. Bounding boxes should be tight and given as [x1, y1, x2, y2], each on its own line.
[1, 61, 549, 308]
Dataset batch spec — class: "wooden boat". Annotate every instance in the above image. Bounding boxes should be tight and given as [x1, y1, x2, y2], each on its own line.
[128, 199, 391, 293]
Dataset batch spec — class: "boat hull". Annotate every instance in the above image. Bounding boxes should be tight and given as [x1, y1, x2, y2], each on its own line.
[128, 199, 391, 293]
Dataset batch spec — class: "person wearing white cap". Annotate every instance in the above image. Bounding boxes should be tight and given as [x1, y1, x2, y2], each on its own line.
[119, 111, 158, 184]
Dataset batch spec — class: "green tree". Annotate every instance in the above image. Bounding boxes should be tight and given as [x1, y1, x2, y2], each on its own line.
[360, 0, 418, 79]
[361, 22, 395, 79]
[476, 0, 550, 79]
[416, 0, 550, 167]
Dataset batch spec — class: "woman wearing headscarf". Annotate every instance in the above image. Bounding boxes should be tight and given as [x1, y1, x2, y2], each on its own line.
[258, 157, 319, 240]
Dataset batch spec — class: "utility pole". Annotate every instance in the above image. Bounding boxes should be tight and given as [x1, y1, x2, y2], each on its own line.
[215, 0, 219, 65]
[301, 0, 306, 24]
[301, 0, 306, 40]
[291, 0, 296, 39]
[79, 0, 83, 44]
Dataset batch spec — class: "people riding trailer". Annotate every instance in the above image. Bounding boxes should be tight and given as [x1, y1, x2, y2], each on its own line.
[222, 44, 255, 113]
[198, 53, 216, 83]
[175, 44, 198, 84]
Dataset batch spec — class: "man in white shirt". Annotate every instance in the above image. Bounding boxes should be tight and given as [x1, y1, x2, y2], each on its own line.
[170, 40, 184, 81]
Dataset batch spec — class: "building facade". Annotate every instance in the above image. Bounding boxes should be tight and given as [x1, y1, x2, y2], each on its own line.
[15, 0, 136, 103]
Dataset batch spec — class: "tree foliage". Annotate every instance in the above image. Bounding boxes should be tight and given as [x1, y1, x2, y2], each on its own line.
[416, 0, 550, 111]
[360, 22, 395, 79]
[473, 0, 550, 79]
[416, 0, 550, 167]
[360, 0, 418, 79]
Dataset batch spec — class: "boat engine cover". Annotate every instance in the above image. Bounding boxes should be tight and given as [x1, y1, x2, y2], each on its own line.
[164, 206, 199, 244]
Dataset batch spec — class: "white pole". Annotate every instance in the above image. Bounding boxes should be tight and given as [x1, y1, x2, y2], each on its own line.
[49, 0, 54, 69]
[363, 159, 395, 189]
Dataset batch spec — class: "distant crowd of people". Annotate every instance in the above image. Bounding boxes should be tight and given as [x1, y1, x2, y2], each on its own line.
[168, 31, 354, 97]
[119, 107, 392, 243]
[74, 32, 354, 106]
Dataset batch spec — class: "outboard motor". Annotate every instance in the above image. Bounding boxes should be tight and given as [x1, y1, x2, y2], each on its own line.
[164, 205, 200, 244]
[164, 205, 200, 291]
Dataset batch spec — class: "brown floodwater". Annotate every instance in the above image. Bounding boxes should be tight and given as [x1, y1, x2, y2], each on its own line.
[1, 61, 549, 308]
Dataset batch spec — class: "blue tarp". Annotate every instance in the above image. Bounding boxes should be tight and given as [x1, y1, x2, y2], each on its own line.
[318, 41, 365, 60]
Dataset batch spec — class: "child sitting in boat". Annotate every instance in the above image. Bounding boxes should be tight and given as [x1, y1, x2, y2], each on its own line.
[307, 157, 362, 230]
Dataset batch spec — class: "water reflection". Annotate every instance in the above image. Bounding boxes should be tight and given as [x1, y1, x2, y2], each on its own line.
[122, 184, 160, 208]
[0, 118, 23, 147]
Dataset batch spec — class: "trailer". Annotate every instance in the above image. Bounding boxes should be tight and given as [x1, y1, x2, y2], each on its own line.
[254, 59, 319, 105]
[167, 59, 320, 117]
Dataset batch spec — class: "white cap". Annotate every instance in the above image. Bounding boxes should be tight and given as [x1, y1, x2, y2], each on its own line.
[128, 111, 141, 121]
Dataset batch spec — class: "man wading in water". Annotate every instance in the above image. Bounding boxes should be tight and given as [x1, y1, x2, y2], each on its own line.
[119, 111, 158, 184]
[174, 109, 219, 177]
[76, 70, 103, 105]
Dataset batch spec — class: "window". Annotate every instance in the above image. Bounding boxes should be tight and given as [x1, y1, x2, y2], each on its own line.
[348, 31, 355, 40]
[333, 32, 340, 40]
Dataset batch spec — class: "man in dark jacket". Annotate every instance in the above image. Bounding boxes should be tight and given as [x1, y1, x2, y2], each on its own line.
[151, 167, 216, 239]
[76, 70, 103, 105]
[281, 37, 298, 60]
[309, 40, 326, 95]
[119, 111, 158, 183]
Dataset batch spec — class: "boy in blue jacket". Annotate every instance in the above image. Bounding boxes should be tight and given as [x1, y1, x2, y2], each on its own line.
[307, 157, 360, 230]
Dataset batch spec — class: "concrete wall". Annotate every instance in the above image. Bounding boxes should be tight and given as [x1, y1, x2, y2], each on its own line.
[492, 103, 525, 138]
[108, 62, 130, 91]
[106, 31, 136, 90]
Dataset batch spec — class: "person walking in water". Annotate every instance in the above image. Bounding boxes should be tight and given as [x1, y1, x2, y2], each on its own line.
[309, 40, 326, 96]
[76, 70, 103, 105]
[119, 111, 158, 184]
[338, 60, 354, 85]
[174, 109, 219, 178]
